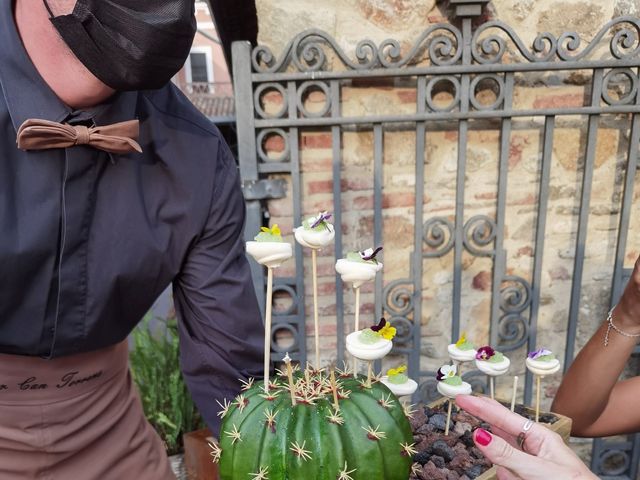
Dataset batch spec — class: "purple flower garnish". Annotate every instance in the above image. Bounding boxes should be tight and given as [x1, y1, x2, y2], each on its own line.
[476, 346, 496, 361]
[528, 348, 552, 360]
[360, 246, 383, 261]
[310, 211, 332, 229]
[370, 317, 387, 332]
[436, 367, 445, 381]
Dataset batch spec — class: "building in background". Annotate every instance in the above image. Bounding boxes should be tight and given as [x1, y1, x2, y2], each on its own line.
[174, 1, 235, 125]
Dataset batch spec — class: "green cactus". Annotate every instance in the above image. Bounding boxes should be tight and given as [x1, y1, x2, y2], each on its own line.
[212, 366, 416, 480]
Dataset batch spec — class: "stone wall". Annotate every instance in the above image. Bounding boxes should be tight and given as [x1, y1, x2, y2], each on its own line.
[255, 0, 640, 465]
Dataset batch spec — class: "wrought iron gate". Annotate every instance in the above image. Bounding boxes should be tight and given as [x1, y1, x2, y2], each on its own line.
[232, 1, 640, 477]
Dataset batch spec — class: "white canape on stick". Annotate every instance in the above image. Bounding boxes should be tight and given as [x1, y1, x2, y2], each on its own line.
[294, 211, 335, 370]
[436, 364, 472, 436]
[474, 346, 511, 400]
[447, 331, 477, 376]
[526, 348, 561, 422]
[380, 365, 418, 400]
[246, 225, 293, 391]
[335, 247, 383, 374]
[346, 317, 396, 386]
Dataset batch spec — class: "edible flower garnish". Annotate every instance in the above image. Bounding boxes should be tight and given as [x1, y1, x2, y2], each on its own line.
[528, 348, 554, 360]
[476, 346, 496, 361]
[370, 318, 396, 340]
[261, 224, 281, 236]
[436, 364, 457, 381]
[455, 332, 468, 348]
[310, 211, 332, 229]
[360, 246, 383, 261]
[387, 365, 407, 377]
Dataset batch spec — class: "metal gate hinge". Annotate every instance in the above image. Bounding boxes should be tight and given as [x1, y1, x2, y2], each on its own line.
[242, 179, 287, 200]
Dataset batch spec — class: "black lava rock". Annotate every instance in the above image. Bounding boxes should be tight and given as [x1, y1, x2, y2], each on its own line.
[424, 406, 435, 417]
[540, 413, 558, 424]
[413, 450, 431, 465]
[460, 430, 475, 448]
[430, 455, 446, 469]
[417, 423, 435, 434]
[429, 413, 448, 431]
[479, 422, 492, 432]
[431, 440, 455, 462]
[465, 465, 484, 479]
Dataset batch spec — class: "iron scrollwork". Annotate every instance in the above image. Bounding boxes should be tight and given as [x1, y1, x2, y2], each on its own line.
[497, 275, 532, 352]
[463, 215, 497, 257]
[383, 279, 415, 349]
[471, 17, 640, 64]
[423, 217, 454, 257]
[251, 17, 640, 74]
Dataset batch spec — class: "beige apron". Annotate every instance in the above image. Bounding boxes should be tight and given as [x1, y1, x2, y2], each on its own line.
[0, 341, 176, 480]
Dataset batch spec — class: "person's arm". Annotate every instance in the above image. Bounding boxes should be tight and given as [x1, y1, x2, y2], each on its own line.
[551, 255, 640, 437]
[172, 139, 263, 436]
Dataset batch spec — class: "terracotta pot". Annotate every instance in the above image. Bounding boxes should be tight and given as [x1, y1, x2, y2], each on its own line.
[183, 428, 219, 480]
[427, 397, 572, 480]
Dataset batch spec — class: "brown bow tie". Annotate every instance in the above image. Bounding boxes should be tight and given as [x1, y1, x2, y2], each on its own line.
[16, 119, 142, 154]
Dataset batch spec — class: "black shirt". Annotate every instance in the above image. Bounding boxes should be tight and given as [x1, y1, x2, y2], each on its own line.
[0, 1, 263, 433]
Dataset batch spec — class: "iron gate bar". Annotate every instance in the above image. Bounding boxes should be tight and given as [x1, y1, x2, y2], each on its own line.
[564, 69, 604, 370]
[331, 79, 345, 366]
[250, 60, 640, 82]
[233, 8, 640, 476]
[252, 106, 640, 128]
[411, 75, 427, 383]
[525, 116, 555, 403]
[232, 41, 265, 316]
[489, 72, 514, 347]
[286, 79, 306, 366]
[251, 60, 640, 82]
[373, 124, 384, 374]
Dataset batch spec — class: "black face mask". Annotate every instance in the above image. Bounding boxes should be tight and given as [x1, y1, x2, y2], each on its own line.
[43, 0, 197, 91]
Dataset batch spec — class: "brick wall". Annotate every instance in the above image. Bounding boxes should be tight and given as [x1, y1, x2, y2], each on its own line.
[254, 1, 640, 461]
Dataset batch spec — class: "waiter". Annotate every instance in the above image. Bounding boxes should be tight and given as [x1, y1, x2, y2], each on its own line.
[0, 0, 263, 478]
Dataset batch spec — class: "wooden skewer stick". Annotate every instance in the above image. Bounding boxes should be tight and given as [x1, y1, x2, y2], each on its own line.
[330, 368, 340, 411]
[264, 267, 274, 392]
[535, 375, 541, 422]
[311, 248, 320, 369]
[352, 286, 361, 376]
[511, 375, 518, 412]
[305, 362, 311, 386]
[284, 353, 297, 406]
[489, 376, 495, 400]
[366, 361, 373, 388]
[445, 399, 453, 436]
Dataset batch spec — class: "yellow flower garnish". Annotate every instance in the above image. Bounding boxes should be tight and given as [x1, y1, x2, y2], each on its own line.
[387, 365, 407, 377]
[379, 323, 396, 340]
[455, 332, 468, 347]
[260, 224, 281, 236]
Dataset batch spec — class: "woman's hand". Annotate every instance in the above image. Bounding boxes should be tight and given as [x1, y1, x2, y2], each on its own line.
[456, 395, 597, 480]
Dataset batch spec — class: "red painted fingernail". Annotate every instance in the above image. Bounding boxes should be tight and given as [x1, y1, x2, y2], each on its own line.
[475, 428, 492, 446]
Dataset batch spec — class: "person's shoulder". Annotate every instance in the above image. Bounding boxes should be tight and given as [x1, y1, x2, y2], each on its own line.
[138, 84, 223, 141]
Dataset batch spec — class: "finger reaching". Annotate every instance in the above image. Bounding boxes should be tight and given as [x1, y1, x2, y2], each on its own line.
[456, 395, 559, 456]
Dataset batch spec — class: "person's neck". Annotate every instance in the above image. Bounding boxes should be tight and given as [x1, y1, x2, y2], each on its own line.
[13, 0, 114, 110]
